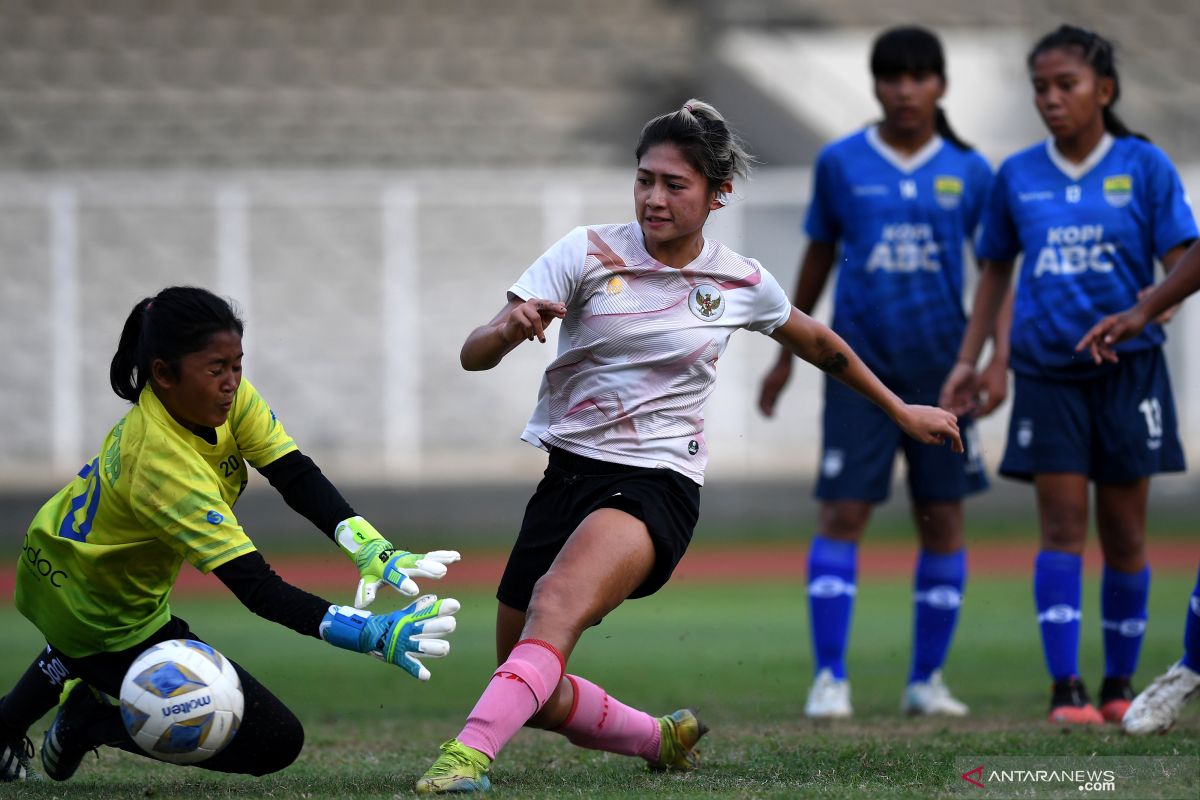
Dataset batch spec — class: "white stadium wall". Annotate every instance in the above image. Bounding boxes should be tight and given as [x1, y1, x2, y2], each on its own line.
[1, 167, 1199, 491]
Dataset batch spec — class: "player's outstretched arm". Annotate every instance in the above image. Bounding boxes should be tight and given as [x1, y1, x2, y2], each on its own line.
[461, 297, 567, 371]
[769, 308, 962, 453]
[320, 595, 459, 681]
[1076, 241, 1200, 364]
[336, 516, 460, 608]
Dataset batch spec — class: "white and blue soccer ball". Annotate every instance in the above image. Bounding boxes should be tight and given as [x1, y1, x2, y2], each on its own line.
[119, 639, 244, 764]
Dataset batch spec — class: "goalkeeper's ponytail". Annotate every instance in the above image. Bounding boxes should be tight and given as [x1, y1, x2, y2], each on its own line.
[110, 286, 244, 403]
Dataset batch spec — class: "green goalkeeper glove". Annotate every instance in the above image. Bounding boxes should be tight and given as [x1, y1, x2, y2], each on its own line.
[320, 595, 459, 681]
[335, 516, 461, 608]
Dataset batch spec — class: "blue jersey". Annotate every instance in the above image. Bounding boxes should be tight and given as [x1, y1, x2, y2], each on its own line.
[806, 127, 993, 392]
[977, 134, 1198, 379]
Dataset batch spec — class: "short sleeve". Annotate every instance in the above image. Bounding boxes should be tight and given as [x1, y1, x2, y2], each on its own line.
[804, 151, 842, 244]
[130, 453, 256, 574]
[508, 226, 588, 306]
[974, 162, 1021, 262]
[1142, 145, 1199, 259]
[228, 379, 297, 470]
[745, 264, 794, 335]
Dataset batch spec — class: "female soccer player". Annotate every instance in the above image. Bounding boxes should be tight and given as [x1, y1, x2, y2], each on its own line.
[1077, 244, 1200, 735]
[756, 26, 1004, 719]
[0, 287, 460, 782]
[942, 25, 1198, 725]
[414, 99, 964, 794]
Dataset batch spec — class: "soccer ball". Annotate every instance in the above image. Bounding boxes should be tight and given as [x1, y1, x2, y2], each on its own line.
[119, 639, 243, 764]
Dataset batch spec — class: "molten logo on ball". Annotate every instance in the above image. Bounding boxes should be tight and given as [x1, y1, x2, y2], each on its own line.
[119, 639, 243, 764]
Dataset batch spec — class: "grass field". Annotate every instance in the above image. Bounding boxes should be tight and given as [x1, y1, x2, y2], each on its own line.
[2, 567, 1197, 799]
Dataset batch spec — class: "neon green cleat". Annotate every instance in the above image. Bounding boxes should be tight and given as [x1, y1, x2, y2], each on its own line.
[649, 708, 708, 771]
[415, 739, 492, 794]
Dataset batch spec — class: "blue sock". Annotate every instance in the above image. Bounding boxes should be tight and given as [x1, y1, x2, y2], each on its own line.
[1101, 564, 1149, 679]
[808, 535, 857, 680]
[1034, 550, 1082, 682]
[909, 549, 966, 683]
[1183, 567, 1200, 673]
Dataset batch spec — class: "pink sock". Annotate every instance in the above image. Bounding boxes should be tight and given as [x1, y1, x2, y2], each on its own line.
[553, 675, 660, 762]
[458, 639, 565, 760]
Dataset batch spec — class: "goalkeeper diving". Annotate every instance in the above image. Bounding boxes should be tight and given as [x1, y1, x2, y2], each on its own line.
[0, 287, 461, 785]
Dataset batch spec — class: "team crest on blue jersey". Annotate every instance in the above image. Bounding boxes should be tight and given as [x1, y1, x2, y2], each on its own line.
[1103, 174, 1133, 208]
[688, 285, 724, 321]
[933, 175, 963, 209]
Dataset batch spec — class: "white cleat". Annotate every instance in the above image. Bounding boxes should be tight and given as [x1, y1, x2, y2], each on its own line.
[1122, 662, 1200, 736]
[901, 670, 969, 717]
[805, 668, 852, 718]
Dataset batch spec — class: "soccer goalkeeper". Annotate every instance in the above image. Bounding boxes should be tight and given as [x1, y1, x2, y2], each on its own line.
[0, 287, 460, 783]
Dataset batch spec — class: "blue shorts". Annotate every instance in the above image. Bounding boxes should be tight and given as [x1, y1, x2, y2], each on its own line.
[815, 377, 988, 504]
[1000, 348, 1185, 482]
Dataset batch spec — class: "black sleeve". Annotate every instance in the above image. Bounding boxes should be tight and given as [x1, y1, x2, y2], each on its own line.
[213, 551, 332, 640]
[256, 449, 356, 540]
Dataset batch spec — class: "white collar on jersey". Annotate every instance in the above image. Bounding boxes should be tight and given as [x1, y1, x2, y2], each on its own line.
[865, 125, 944, 175]
[1045, 132, 1114, 182]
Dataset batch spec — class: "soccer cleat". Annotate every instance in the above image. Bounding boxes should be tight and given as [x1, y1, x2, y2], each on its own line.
[1098, 676, 1135, 723]
[1122, 662, 1200, 736]
[901, 671, 969, 717]
[0, 731, 37, 782]
[415, 739, 491, 794]
[805, 668, 852, 718]
[41, 680, 111, 781]
[649, 708, 708, 771]
[1047, 676, 1104, 725]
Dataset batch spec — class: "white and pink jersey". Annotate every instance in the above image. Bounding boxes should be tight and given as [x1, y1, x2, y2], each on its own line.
[510, 222, 792, 485]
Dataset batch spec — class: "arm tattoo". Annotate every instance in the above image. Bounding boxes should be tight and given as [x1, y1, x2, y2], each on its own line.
[814, 337, 849, 374]
[817, 351, 849, 374]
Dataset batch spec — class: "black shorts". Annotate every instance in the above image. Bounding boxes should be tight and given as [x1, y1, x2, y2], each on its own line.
[496, 448, 701, 612]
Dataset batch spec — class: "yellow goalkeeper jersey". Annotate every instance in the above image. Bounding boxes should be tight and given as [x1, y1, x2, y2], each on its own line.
[16, 378, 296, 657]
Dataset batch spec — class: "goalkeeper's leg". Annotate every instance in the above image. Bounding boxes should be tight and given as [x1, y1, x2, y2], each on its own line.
[48, 618, 306, 777]
[1, 645, 76, 781]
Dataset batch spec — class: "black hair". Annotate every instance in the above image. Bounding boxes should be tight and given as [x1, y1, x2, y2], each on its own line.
[870, 26, 973, 151]
[110, 286, 244, 403]
[635, 99, 754, 198]
[1028, 24, 1146, 141]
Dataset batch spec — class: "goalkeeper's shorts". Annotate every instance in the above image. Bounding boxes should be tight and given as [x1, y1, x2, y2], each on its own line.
[496, 447, 700, 613]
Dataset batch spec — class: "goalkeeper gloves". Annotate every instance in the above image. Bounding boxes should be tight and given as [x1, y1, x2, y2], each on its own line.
[319, 595, 459, 681]
[335, 516, 461, 608]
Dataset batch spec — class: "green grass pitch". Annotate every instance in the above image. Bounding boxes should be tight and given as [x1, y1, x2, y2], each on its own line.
[2, 572, 1197, 798]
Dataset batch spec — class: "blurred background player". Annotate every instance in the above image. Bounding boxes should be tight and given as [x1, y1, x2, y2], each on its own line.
[1077, 244, 1200, 735]
[414, 100, 964, 794]
[0, 287, 460, 782]
[757, 26, 1004, 719]
[942, 25, 1198, 725]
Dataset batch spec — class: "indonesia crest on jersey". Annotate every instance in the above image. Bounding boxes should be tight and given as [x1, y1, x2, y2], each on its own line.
[977, 134, 1198, 378]
[509, 222, 792, 484]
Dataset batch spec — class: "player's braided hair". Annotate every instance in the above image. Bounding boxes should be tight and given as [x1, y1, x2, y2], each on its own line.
[1028, 25, 1147, 141]
[110, 286, 244, 403]
[635, 100, 754, 202]
[870, 26, 973, 152]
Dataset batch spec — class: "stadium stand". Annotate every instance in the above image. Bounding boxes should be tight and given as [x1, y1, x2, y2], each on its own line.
[0, 0, 698, 169]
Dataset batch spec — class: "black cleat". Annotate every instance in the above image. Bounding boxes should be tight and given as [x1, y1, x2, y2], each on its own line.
[1048, 676, 1103, 725]
[41, 681, 111, 781]
[0, 730, 37, 782]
